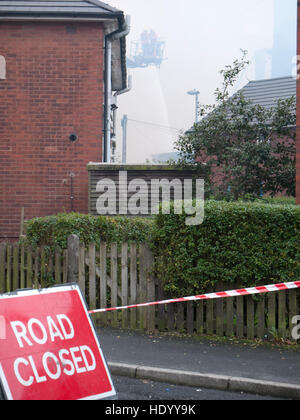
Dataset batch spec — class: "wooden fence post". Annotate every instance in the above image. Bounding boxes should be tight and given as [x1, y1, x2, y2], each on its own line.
[130, 243, 137, 330]
[89, 243, 96, 310]
[110, 243, 118, 328]
[139, 244, 155, 332]
[67, 234, 80, 283]
[121, 243, 128, 329]
[99, 242, 107, 325]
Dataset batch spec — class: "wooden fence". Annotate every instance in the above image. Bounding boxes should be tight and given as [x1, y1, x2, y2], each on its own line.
[0, 237, 299, 341]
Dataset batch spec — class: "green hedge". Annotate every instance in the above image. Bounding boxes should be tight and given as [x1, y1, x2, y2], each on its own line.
[151, 201, 300, 296]
[24, 213, 153, 249]
[24, 203, 300, 296]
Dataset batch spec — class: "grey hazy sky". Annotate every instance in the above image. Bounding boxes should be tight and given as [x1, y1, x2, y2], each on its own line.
[108, 0, 292, 163]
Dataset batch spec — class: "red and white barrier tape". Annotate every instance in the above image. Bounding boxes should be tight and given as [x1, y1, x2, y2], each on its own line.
[88, 281, 300, 315]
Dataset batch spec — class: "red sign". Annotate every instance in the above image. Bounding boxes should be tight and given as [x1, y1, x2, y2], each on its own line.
[0, 285, 116, 400]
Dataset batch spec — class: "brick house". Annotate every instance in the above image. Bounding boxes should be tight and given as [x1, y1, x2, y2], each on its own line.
[187, 76, 296, 197]
[0, 0, 129, 240]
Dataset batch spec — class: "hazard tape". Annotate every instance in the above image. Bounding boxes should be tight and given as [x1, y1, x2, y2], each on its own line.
[88, 281, 300, 315]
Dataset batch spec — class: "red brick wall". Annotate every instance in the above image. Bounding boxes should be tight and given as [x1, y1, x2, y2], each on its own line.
[297, 2, 300, 204]
[0, 22, 104, 240]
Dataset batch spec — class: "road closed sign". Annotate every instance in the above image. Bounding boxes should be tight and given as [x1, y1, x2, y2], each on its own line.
[0, 284, 116, 400]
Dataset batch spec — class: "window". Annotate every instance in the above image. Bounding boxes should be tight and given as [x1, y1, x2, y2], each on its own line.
[0, 56, 6, 80]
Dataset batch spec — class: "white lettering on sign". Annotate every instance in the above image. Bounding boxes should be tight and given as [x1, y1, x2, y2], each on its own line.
[9, 314, 97, 388]
[10, 314, 74, 348]
[43, 352, 61, 380]
[0, 286, 115, 400]
[14, 358, 33, 387]
[47, 316, 64, 342]
[0, 56, 6, 80]
[13, 346, 96, 387]
[10, 321, 33, 348]
[56, 314, 74, 340]
[28, 319, 48, 345]
[59, 349, 75, 376]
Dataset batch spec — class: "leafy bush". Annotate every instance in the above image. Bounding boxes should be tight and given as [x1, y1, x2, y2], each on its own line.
[210, 193, 296, 206]
[151, 200, 300, 296]
[24, 212, 153, 249]
[254, 196, 296, 206]
[24, 203, 300, 298]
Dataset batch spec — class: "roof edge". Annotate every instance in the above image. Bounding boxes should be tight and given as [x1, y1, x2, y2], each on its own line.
[86, 0, 123, 14]
[246, 75, 296, 84]
[0, 0, 125, 20]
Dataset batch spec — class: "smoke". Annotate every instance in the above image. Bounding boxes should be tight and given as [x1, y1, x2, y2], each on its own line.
[110, 0, 284, 163]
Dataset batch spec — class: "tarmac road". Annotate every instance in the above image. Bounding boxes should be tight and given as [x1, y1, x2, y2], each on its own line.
[98, 327, 300, 385]
[112, 375, 285, 401]
[97, 326, 300, 399]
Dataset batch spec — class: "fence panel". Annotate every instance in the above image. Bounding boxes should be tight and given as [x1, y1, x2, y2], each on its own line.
[0, 240, 299, 342]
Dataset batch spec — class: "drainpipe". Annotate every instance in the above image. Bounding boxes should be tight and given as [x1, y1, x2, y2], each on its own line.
[112, 74, 132, 158]
[104, 15, 131, 163]
[114, 74, 132, 98]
